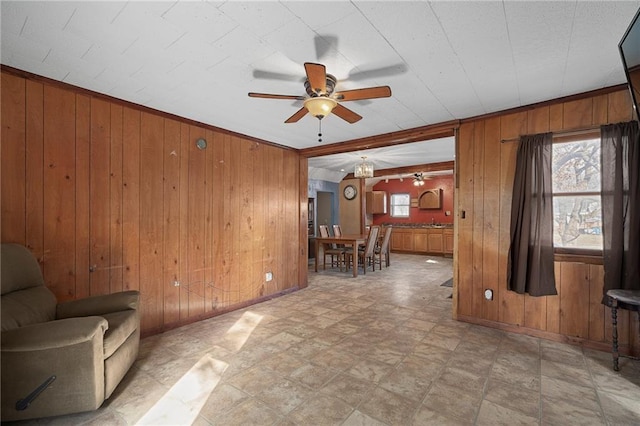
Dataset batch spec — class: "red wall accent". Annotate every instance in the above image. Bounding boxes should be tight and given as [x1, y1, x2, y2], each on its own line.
[371, 174, 454, 225]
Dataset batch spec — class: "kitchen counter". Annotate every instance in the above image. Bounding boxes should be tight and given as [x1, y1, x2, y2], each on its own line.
[382, 223, 453, 229]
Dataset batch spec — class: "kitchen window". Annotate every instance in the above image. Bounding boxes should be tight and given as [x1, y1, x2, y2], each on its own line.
[552, 133, 602, 253]
[390, 193, 410, 218]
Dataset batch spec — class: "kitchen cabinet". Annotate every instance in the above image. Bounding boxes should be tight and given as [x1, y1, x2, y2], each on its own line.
[391, 228, 414, 251]
[390, 227, 451, 255]
[444, 229, 454, 256]
[418, 189, 442, 209]
[413, 229, 428, 252]
[366, 191, 387, 214]
[428, 231, 443, 253]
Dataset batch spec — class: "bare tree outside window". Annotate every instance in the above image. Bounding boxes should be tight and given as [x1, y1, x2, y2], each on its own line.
[552, 137, 602, 250]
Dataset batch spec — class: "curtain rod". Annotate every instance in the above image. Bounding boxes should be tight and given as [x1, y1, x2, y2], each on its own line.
[500, 125, 600, 143]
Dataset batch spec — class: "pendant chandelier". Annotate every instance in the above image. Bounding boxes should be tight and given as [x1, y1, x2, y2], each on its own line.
[354, 156, 374, 178]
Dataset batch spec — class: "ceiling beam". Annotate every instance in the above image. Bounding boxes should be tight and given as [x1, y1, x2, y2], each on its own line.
[342, 161, 455, 179]
[300, 120, 459, 158]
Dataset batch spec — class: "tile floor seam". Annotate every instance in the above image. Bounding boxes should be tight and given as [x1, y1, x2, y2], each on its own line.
[538, 335, 543, 425]
[408, 324, 465, 425]
[472, 330, 507, 426]
[582, 346, 610, 425]
[354, 349, 418, 426]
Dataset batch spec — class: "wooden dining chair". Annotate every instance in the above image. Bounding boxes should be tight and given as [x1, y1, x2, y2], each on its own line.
[346, 225, 380, 274]
[332, 224, 347, 251]
[375, 226, 392, 268]
[318, 225, 344, 270]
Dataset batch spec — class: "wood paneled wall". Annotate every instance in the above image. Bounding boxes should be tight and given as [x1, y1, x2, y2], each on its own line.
[456, 89, 639, 355]
[339, 178, 365, 234]
[1, 70, 307, 335]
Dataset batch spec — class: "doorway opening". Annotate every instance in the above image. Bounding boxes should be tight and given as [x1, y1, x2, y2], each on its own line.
[316, 191, 334, 234]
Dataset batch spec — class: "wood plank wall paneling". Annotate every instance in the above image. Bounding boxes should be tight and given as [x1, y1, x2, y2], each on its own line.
[298, 156, 309, 289]
[482, 117, 500, 322]
[110, 104, 124, 294]
[25, 80, 44, 264]
[122, 107, 141, 294]
[2, 73, 26, 245]
[457, 88, 639, 355]
[75, 94, 91, 300]
[456, 123, 474, 317]
[471, 121, 485, 319]
[1, 70, 304, 336]
[90, 98, 111, 296]
[162, 118, 181, 325]
[43, 85, 76, 301]
[187, 124, 206, 317]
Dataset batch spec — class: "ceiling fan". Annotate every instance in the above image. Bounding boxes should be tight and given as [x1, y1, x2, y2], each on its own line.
[248, 62, 392, 141]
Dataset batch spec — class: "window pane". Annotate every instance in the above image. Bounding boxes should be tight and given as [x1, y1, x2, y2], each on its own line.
[553, 195, 602, 250]
[392, 206, 410, 217]
[552, 139, 601, 193]
[390, 193, 410, 218]
[391, 193, 410, 204]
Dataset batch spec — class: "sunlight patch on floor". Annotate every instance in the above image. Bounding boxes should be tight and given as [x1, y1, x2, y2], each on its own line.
[136, 355, 227, 425]
[221, 311, 263, 351]
[135, 311, 263, 424]
[426, 258, 440, 264]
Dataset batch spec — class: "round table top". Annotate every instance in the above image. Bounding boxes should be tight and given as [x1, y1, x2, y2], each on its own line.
[606, 289, 640, 310]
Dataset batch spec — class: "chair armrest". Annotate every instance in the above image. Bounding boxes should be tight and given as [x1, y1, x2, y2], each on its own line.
[1, 317, 108, 352]
[1, 318, 108, 420]
[56, 290, 139, 319]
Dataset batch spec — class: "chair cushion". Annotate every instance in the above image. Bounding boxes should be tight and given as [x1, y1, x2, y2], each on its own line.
[1, 286, 57, 332]
[101, 310, 138, 359]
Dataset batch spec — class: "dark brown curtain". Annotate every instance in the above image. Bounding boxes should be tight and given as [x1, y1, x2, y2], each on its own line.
[601, 121, 640, 302]
[507, 132, 557, 296]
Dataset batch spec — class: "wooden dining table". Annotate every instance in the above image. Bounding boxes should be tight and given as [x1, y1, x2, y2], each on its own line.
[314, 234, 369, 278]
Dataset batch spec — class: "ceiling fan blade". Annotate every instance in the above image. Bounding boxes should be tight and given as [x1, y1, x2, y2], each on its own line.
[332, 104, 362, 123]
[334, 86, 392, 102]
[285, 107, 308, 123]
[304, 62, 327, 94]
[248, 92, 305, 100]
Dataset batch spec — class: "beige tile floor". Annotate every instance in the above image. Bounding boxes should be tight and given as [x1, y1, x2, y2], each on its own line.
[10, 254, 640, 425]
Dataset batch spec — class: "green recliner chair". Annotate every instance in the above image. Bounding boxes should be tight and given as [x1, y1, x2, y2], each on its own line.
[1, 243, 140, 421]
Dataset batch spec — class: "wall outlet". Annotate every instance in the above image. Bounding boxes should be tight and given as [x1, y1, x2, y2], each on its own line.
[265, 272, 273, 282]
[484, 289, 493, 300]
[173, 280, 180, 287]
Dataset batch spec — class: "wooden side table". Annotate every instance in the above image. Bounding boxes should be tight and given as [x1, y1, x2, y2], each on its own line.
[606, 289, 640, 371]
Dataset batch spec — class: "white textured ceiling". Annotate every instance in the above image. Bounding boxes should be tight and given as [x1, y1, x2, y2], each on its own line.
[2, 1, 639, 176]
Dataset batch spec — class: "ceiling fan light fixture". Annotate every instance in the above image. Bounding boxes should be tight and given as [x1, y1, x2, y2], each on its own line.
[354, 156, 374, 179]
[304, 96, 337, 119]
[413, 173, 425, 186]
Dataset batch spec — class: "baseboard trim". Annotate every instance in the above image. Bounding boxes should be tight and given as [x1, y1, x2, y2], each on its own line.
[141, 286, 300, 338]
[457, 314, 637, 357]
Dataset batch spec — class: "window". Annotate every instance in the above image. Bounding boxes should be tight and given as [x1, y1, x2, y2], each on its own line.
[552, 135, 602, 251]
[390, 193, 410, 218]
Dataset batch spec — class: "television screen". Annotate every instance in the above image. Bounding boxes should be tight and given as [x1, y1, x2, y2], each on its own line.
[619, 7, 640, 120]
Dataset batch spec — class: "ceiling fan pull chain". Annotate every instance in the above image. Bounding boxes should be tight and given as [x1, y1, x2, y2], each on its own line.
[318, 119, 323, 143]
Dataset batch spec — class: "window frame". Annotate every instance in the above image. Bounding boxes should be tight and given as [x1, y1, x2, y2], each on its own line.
[551, 131, 603, 258]
[390, 192, 411, 218]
